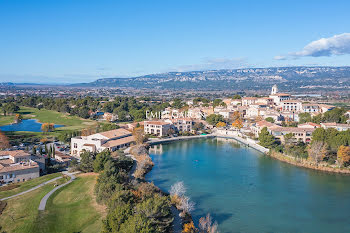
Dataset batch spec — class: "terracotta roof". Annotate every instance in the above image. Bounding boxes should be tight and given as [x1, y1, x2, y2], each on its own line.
[321, 123, 350, 127]
[242, 97, 257, 100]
[102, 136, 135, 148]
[0, 150, 30, 158]
[98, 128, 132, 139]
[0, 159, 38, 173]
[281, 100, 302, 103]
[298, 122, 320, 128]
[270, 127, 315, 133]
[144, 121, 171, 126]
[256, 120, 276, 128]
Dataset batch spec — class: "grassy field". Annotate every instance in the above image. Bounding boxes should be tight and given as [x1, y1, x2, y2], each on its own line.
[0, 182, 58, 233]
[0, 174, 104, 233]
[17, 106, 96, 131]
[0, 173, 62, 199]
[32, 174, 104, 233]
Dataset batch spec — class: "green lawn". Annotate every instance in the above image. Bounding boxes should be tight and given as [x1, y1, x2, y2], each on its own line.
[17, 106, 95, 131]
[0, 173, 62, 199]
[0, 115, 14, 126]
[0, 182, 58, 233]
[33, 174, 104, 233]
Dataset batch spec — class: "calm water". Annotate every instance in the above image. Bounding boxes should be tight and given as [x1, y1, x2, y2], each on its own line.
[0, 119, 63, 132]
[146, 138, 350, 233]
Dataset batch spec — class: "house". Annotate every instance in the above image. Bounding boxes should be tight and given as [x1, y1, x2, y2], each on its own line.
[301, 104, 319, 113]
[242, 97, 257, 106]
[280, 100, 303, 112]
[71, 128, 135, 156]
[320, 123, 350, 131]
[318, 104, 335, 113]
[269, 84, 291, 106]
[217, 110, 234, 119]
[0, 150, 40, 185]
[103, 112, 118, 122]
[55, 151, 73, 166]
[251, 120, 278, 137]
[269, 126, 315, 143]
[298, 122, 321, 129]
[144, 121, 172, 136]
[165, 118, 194, 132]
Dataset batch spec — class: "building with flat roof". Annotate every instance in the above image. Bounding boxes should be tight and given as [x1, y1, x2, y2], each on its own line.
[71, 128, 135, 156]
[0, 150, 39, 185]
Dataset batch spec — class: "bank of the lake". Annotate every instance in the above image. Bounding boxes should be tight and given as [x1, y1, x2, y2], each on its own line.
[146, 138, 350, 233]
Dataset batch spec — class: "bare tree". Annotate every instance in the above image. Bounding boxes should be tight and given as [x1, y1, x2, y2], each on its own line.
[170, 181, 186, 197]
[180, 196, 195, 213]
[307, 141, 328, 163]
[199, 213, 219, 233]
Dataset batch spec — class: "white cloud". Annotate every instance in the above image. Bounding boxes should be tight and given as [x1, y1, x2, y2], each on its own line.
[275, 33, 350, 60]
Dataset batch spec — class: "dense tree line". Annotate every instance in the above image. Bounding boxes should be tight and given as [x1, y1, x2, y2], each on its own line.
[1, 96, 171, 122]
[75, 149, 174, 232]
[299, 107, 348, 124]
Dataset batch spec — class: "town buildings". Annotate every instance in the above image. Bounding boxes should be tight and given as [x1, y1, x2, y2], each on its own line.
[0, 150, 40, 185]
[71, 128, 135, 156]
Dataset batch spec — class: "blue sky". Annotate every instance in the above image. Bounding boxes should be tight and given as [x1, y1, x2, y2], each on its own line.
[1, 0, 350, 83]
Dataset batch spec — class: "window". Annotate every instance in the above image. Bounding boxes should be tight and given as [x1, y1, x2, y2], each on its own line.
[74, 143, 78, 149]
[0, 175, 3, 179]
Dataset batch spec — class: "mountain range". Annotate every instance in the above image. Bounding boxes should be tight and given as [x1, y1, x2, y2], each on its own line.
[74, 66, 350, 92]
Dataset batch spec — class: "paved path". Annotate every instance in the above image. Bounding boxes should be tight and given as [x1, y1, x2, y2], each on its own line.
[147, 134, 215, 145]
[0, 175, 63, 201]
[38, 172, 77, 211]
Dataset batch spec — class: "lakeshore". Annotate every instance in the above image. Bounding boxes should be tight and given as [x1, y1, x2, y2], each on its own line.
[146, 138, 350, 233]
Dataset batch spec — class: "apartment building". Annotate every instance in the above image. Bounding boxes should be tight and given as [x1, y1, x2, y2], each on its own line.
[165, 118, 194, 132]
[242, 97, 257, 106]
[269, 126, 315, 143]
[71, 128, 135, 156]
[0, 150, 40, 185]
[280, 100, 303, 112]
[144, 121, 172, 136]
[320, 123, 350, 131]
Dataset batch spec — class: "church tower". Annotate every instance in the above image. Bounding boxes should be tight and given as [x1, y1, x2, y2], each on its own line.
[271, 84, 278, 95]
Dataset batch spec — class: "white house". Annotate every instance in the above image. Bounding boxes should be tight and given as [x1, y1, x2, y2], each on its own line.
[71, 128, 135, 156]
[320, 123, 350, 131]
[144, 121, 172, 136]
[0, 150, 39, 185]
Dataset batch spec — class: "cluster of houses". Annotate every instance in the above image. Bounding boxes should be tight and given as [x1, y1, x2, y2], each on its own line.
[0, 150, 40, 185]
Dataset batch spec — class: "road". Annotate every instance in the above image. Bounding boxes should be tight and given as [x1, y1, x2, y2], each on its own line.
[38, 172, 77, 211]
[0, 175, 63, 201]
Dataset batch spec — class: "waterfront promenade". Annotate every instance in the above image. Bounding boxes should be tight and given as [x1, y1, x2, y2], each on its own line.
[146, 131, 269, 154]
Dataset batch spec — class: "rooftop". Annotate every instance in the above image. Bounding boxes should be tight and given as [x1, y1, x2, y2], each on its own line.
[98, 128, 132, 139]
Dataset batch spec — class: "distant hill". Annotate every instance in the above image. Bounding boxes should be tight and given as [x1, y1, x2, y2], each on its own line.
[73, 66, 350, 92]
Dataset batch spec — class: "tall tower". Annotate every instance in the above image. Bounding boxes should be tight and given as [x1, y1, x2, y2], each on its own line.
[271, 84, 278, 95]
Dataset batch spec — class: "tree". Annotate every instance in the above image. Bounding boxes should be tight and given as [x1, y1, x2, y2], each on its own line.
[337, 145, 350, 167]
[133, 126, 145, 144]
[307, 141, 329, 163]
[216, 121, 226, 128]
[0, 131, 10, 150]
[232, 94, 241, 99]
[14, 114, 22, 123]
[232, 119, 243, 129]
[80, 150, 94, 172]
[311, 128, 327, 142]
[206, 114, 224, 126]
[298, 113, 312, 124]
[41, 123, 55, 133]
[183, 221, 197, 233]
[93, 150, 112, 172]
[258, 127, 276, 148]
[193, 122, 205, 132]
[199, 213, 219, 233]
[170, 181, 186, 197]
[2, 103, 19, 116]
[265, 117, 275, 123]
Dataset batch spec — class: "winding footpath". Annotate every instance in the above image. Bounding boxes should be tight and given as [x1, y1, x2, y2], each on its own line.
[0, 176, 63, 201]
[38, 171, 77, 211]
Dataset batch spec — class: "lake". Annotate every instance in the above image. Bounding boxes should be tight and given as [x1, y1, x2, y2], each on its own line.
[0, 119, 64, 132]
[146, 138, 350, 233]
